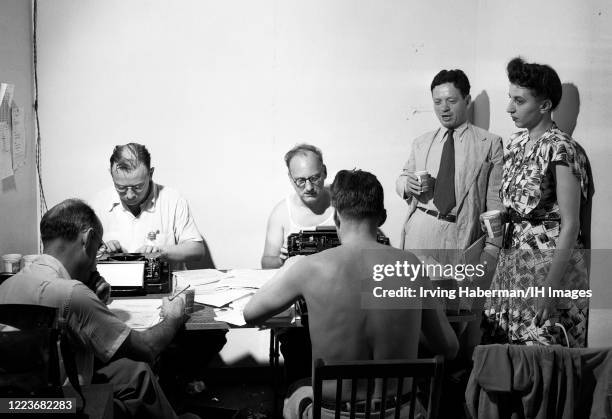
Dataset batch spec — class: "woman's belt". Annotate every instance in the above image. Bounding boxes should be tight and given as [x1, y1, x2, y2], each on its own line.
[504, 209, 561, 248]
[507, 209, 560, 224]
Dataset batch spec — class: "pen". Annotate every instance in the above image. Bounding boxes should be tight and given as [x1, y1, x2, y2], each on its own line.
[157, 284, 191, 309]
[169, 284, 191, 301]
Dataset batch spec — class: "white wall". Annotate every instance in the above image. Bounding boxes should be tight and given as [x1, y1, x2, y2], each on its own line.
[36, 0, 481, 268]
[35, 1, 612, 343]
[0, 0, 37, 256]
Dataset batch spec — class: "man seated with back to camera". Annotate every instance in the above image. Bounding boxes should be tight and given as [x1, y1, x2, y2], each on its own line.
[261, 143, 335, 384]
[246, 170, 459, 419]
[0, 199, 198, 419]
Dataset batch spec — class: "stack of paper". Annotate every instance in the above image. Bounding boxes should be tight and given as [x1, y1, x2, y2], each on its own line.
[173, 269, 232, 288]
[109, 298, 163, 329]
[225, 269, 279, 289]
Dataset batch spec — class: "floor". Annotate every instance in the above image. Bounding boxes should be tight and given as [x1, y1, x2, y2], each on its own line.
[164, 366, 279, 419]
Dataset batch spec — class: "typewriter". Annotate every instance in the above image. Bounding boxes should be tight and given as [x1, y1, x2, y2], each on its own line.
[287, 226, 390, 257]
[97, 253, 171, 296]
[286, 226, 390, 324]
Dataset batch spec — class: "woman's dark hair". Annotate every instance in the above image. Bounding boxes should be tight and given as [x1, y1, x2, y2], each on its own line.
[507, 57, 562, 110]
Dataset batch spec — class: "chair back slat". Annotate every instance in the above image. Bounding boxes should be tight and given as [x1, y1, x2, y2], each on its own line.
[379, 376, 388, 414]
[350, 378, 357, 419]
[365, 377, 373, 419]
[395, 376, 403, 419]
[334, 378, 342, 419]
[313, 356, 444, 419]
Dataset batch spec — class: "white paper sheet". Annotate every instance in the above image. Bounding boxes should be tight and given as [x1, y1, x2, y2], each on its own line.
[225, 268, 279, 289]
[173, 269, 231, 288]
[108, 298, 162, 329]
[11, 107, 25, 170]
[194, 288, 254, 307]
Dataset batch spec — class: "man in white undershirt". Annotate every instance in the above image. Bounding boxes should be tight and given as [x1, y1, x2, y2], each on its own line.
[261, 143, 335, 269]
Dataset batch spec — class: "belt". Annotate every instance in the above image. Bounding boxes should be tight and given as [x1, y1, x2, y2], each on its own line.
[508, 209, 560, 224]
[417, 206, 456, 223]
[321, 393, 413, 413]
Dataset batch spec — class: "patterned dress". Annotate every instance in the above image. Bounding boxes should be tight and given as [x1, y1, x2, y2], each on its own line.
[482, 124, 589, 347]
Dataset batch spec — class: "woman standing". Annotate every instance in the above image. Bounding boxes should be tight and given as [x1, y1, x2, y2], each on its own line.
[483, 57, 589, 347]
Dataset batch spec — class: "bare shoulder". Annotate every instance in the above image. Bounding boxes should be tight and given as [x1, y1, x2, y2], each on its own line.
[268, 198, 289, 224]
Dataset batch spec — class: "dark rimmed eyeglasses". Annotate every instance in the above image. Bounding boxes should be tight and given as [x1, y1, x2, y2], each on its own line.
[291, 173, 323, 188]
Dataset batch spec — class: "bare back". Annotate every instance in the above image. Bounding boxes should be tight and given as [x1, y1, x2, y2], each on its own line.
[301, 241, 425, 400]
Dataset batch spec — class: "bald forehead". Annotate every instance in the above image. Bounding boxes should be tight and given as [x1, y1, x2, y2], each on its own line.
[288, 151, 322, 172]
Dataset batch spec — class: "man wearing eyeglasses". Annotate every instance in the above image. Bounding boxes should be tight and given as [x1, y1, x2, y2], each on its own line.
[261, 143, 335, 269]
[260, 143, 335, 384]
[91, 143, 205, 266]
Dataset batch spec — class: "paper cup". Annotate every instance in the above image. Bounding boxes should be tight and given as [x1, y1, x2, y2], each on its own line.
[414, 170, 430, 183]
[481, 210, 503, 239]
[2, 254, 22, 274]
[182, 289, 195, 315]
[414, 170, 431, 193]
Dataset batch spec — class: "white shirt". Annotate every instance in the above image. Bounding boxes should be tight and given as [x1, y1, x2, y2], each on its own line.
[90, 182, 203, 253]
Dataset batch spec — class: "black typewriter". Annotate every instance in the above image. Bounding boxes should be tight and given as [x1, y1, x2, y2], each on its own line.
[287, 225, 390, 257]
[286, 226, 390, 325]
[97, 253, 171, 295]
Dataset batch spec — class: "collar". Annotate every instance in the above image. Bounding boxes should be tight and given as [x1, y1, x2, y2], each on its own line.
[108, 181, 159, 214]
[436, 121, 469, 143]
[33, 254, 72, 280]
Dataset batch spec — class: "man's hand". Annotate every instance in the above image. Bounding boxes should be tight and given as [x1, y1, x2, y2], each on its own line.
[403, 172, 434, 197]
[87, 271, 112, 304]
[105, 240, 127, 253]
[160, 296, 186, 322]
[136, 244, 164, 256]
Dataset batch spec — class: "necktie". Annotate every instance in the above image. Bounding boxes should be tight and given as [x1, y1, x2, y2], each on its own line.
[433, 129, 455, 216]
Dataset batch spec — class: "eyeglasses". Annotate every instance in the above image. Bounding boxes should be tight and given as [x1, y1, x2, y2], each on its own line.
[114, 183, 147, 194]
[291, 173, 323, 188]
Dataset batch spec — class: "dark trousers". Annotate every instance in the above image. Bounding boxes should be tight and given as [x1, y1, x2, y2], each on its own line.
[94, 358, 179, 419]
[278, 327, 312, 385]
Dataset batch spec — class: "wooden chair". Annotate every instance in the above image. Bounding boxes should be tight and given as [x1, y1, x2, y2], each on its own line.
[312, 356, 444, 419]
[0, 304, 63, 397]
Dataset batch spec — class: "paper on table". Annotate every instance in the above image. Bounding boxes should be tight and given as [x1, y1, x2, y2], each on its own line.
[214, 308, 247, 326]
[173, 269, 232, 288]
[224, 269, 279, 289]
[195, 288, 254, 307]
[108, 298, 163, 330]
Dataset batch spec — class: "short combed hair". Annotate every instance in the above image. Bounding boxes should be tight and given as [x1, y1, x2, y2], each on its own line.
[431, 69, 471, 97]
[40, 199, 103, 245]
[284, 143, 324, 168]
[507, 57, 562, 110]
[110, 143, 151, 172]
[331, 170, 385, 221]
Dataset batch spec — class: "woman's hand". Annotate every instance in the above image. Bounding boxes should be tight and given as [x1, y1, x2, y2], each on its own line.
[534, 292, 555, 327]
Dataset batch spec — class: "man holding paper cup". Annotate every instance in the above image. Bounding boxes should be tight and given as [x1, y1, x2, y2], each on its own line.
[396, 68, 505, 265]
[395, 69, 505, 370]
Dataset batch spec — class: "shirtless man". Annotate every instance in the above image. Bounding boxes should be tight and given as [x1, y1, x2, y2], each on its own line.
[246, 170, 458, 419]
[261, 144, 335, 269]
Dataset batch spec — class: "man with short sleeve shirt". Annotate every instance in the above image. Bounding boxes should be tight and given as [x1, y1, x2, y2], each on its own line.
[91, 143, 205, 269]
[0, 199, 196, 419]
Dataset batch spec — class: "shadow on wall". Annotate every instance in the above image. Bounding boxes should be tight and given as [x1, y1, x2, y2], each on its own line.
[554, 83, 580, 136]
[469, 90, 490, 131]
